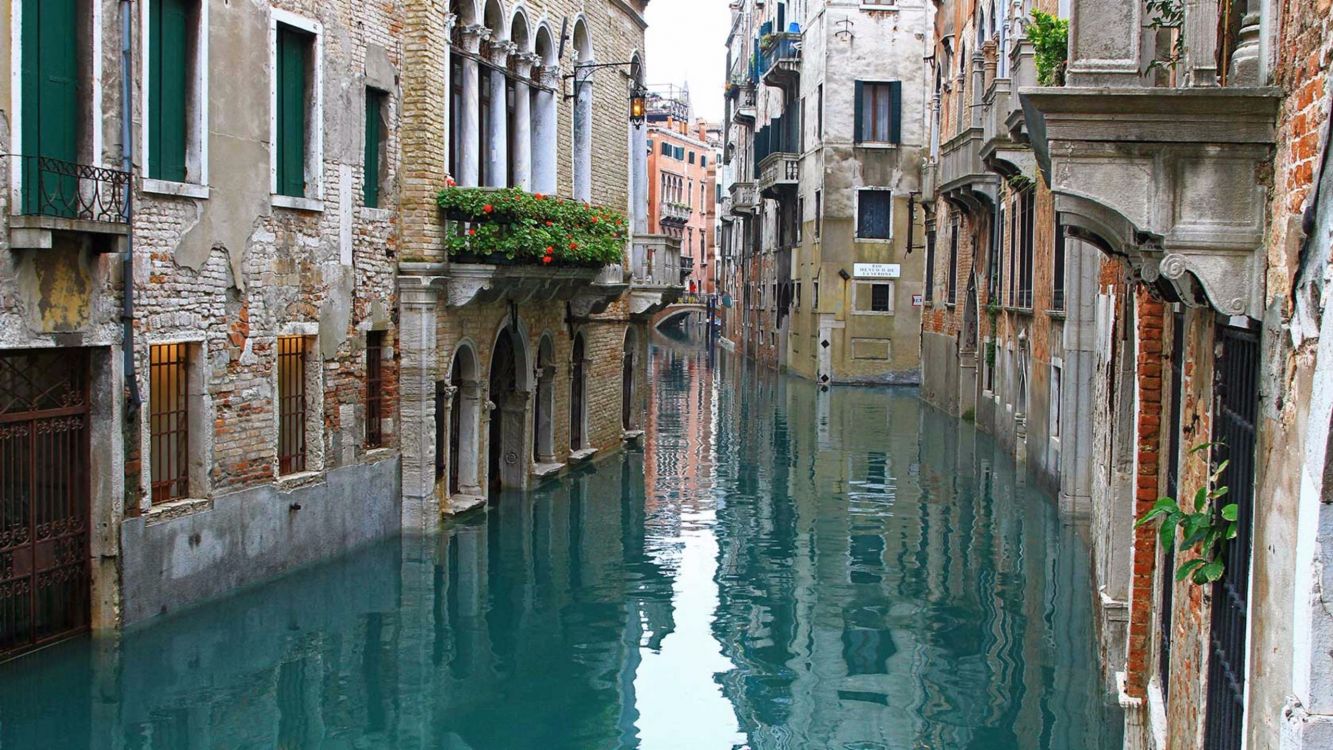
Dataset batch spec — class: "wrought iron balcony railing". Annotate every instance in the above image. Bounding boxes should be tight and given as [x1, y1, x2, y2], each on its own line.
[10, 155, 131, 225]
[760, 32, 801, 89]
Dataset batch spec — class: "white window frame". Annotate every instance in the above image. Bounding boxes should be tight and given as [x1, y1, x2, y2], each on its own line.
[140, 0, 210, 198]
[142, 336, 213, 509]
[852, 280, 895, 316]
[269, 8, 324, 212]
[854, 187, 894, 242]
[8, 0, 106, 212]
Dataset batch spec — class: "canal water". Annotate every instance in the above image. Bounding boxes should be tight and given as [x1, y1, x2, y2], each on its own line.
[0, 338, 1122, 749]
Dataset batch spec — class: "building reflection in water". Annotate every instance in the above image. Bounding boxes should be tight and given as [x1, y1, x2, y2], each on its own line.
[0, 336, 1119, 750]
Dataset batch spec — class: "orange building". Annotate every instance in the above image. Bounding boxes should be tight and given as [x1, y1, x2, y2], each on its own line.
[647, 91, 718, 296]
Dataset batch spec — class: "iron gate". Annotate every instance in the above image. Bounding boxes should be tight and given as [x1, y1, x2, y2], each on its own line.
[0, 349, 91, 659]
[1204, 324, 1259, 750]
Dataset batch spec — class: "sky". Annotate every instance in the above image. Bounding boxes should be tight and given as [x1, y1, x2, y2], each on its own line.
[644, 0, 730, 123]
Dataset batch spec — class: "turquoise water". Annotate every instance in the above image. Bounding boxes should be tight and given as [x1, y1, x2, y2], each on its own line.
[0, 341, 1121, 749]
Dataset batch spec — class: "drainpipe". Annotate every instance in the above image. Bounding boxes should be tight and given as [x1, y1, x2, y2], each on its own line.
[120, 0, 141, 410]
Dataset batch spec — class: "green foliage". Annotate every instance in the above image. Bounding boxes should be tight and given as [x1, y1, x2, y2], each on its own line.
[436, 187, 628, 266]
[1145, 0, 1185, 73]
[1134, 442, 1238, 586]
[961, 408, 976, 423]
[1029, 10, 1069, 86]
[985, 339, 997, 367]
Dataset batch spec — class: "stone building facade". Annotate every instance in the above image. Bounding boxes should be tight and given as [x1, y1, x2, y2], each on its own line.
[948, 0, 1333, 748]
[646, 98, 716, 296]
[0, 0, 668, 656]
[395, 0, 666, 529]
[718, 0, 928, 384]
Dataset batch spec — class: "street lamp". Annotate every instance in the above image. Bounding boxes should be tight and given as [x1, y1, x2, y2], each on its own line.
[630, 82, 648, 125]
[565, 59, 648, 125]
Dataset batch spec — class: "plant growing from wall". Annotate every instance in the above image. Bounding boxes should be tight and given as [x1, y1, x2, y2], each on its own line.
[436, 186, 627, 266]
[1135, 442, 1237, 585]
[1145, 0, 1185, 73]
[1029, 10, 1069, 86]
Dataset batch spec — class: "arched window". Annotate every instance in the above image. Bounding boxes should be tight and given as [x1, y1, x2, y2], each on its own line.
[532, 25, 559, 194]
[488, 325, 530, 493]
[450, 0, 481, 186]
[622, 329, 638, 430]
[481, 0, 508, 188]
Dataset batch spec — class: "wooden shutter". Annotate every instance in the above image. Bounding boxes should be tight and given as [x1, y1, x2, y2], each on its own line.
[364, 88, 383, 208]
[150, 0, 189, 182]
[889, 81, 902, 144]
[276, 25, 309, 198]
[853, 81, 864, 144]
[22, 0, 80, 215]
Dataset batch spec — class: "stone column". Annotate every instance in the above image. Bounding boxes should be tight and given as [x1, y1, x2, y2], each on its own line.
[458, 26, 488, 187]
[532, 68, 560, 195]
[1228, 0, 1262, 85]
[485, 42, 515, 188]
[631, 119, 648, 234]
[437, 383, 457, 501]
[573, 62, 594, 202]
[480, 396, 495, 493]
[1066, 0, 1146, 86]
[512, 54, 538, 192]
[459, 382, 484, 495]
[398, 276, 441, 532]
[442, 13, 457, 175]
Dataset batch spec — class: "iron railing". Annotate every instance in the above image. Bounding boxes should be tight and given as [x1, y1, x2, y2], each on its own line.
[1204, 323, 1259, 750]
[11, 154, 132, 224]
[277, 336, 308, 475]
[366, 332, 385, 448]
[759, 32, 801, 81]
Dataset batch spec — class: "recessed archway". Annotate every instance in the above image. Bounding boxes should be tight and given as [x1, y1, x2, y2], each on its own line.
[446, 343, 482, 498]
[571, 332, 587, 451]
[622, 328, 639, 431]
[571, 18, 594, 201]
[533, 334, 556, 464]
[488, 322, 531, 495]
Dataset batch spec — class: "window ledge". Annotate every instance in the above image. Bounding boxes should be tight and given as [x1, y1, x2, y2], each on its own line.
[363, 447, 396, 463]
[447, 492, 487, 516]
[859, 3, 899, 11]
[143, 179, 211, 200]
[360, 206, 395, 222]
[854, 142, 901, 150]
[272, 194, 325, 213]
[145, 497, 214, 525]
[532, 461, 566, 479]
[276, 470, 325, 491]
[854, 237, 894, 243]
[569, 448, 598, 464]
[1046, 308, 1067, 320]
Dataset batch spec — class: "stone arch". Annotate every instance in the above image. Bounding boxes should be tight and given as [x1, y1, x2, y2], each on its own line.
[487, 319, 531, 494]
[533, 21, 557, 66]
[533, 333, 556, 464]
[445, 342, 482, 498]
[450, 0, 478, 26]
[531, 21, 559, 193]
[570, 331, 588, 451]
[571, 17, 594, 200]
[509, 6, 531, 52]
[622, 327, 639, 431]
[483, 0, 506, 35]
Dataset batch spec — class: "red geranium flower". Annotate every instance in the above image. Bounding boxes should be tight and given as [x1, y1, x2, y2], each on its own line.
[569, 241, 579, 250]
[591, 216, 600, 223]
[545, 246, 554, 255]
[545, 220, 554, 227]
[483, 204, 494, 214]
[466, 228, 476, 236]
[535, 193, 545, 200]
[542, 255, 553, 264]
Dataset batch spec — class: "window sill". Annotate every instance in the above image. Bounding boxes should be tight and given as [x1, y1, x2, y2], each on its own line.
[276, 470, 325, 490]
[1046, 308, 1067, 320]
[143, 179, 210, 200]
[569, 448, 598, 464]
[360, 206, 395, 222]
[145, 496, 214, 525]
[854, 142, 901, 150]
[854, 236, 894, 243]
[859, 3, 899, 11]
[853, 310, 895, 316]
[363, 447, 396, 463]
[272, 194, 325, 213]
[532, 461, 566, 479]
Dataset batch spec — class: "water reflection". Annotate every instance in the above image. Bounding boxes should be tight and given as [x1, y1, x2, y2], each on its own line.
[0, 341, 1119, 749]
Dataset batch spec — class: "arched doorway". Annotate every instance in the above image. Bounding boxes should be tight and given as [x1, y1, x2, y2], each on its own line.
[534, 335, 556, 464]
[446, 344, 481, 497]
[571, 333, 587, 450]
[622, 328, 637, 431]
[488, 325, 530, 495]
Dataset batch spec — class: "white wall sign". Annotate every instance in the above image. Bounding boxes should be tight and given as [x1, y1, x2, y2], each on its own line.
[854, 263, 901, 279]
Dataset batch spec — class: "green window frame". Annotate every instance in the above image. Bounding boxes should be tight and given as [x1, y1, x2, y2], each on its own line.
[20, 0, 80, 217]
[276, 24, 312, 198]
[853, 80, 902, 144]
[149, 0, 190, 182]
[364, 88, 385, 208]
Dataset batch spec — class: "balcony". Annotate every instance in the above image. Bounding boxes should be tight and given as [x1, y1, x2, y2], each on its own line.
[660, 201, 692, 227]
[979, 38, 1040, 179]
[759, 32, 801, 90]
[1020, 0, 1279, 318]
[732, 85, 757, 126]
[938, 127, 997, 212]
[628, 234, 685, 317]
[729, 182, 758, 214]
[8, 155, 131, 252]
[756, 152, 799, 199]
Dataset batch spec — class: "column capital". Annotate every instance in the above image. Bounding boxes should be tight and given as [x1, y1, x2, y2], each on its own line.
[537, 66, 563, 90]
[513, 52, 541, 79]
[485, 40, 517, 66]
[440, 384, 459, 399]
[443, 11, 458, 33]
[459, 24, 489, 54]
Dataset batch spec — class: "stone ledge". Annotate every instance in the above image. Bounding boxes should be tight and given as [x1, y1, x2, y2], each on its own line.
[446, 493, 487, 516]
[532, 461, 565, 479]
[568, 448, 598, 464]
[145, 497, 214, 526]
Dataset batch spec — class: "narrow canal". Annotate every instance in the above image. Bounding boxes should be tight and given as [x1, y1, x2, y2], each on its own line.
[0, 337, 1122, 749]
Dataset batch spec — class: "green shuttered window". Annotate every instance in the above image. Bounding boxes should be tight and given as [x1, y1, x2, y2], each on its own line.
[853, 81, 902, 145]
[364, 88, 385, 208]
[276, 24, 312, 198]
[21, 0, 80, 216]
[149, 0, 190, 182]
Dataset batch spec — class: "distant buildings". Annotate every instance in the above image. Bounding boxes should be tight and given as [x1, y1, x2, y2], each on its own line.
[646, 88, 719, 296]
